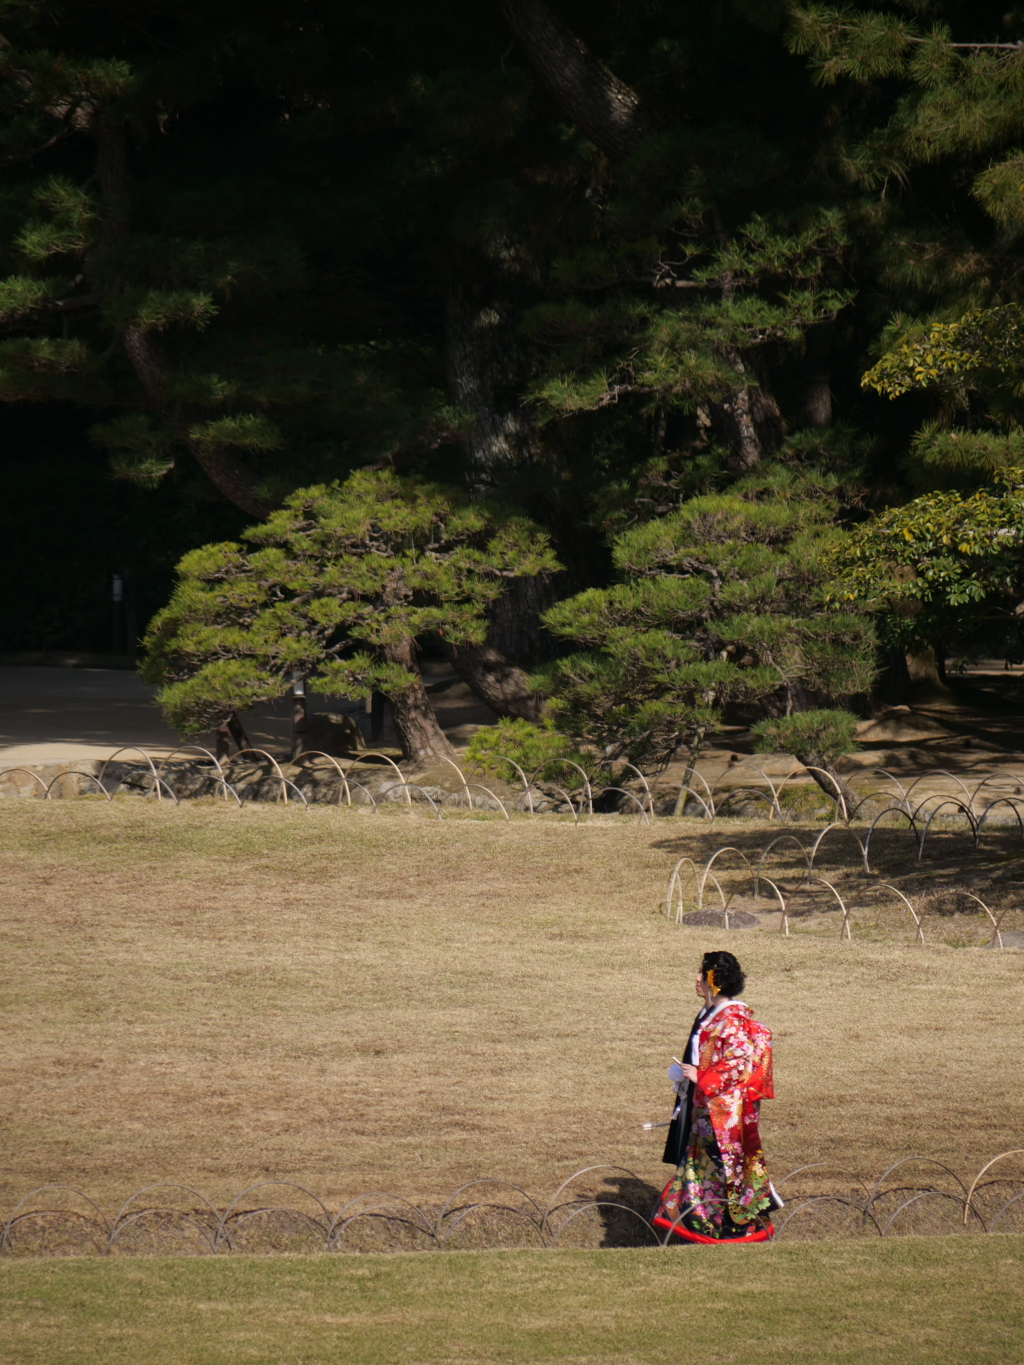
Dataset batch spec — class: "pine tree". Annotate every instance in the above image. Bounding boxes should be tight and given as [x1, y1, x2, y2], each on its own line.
[0, 1, 462, 517]
[790, 3, 1024, 491]
[499, 0, 859, 470]
[752, 708, 861, 811]
[534, 466, 876, 784]
[0, 0, 578, 713]
[141, 468, 559, 763]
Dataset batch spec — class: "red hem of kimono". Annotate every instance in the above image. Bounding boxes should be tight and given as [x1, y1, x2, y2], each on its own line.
[651, 1216, 773, 1244]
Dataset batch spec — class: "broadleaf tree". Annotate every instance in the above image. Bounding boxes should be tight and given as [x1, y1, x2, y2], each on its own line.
[827, 467, 1024, 666]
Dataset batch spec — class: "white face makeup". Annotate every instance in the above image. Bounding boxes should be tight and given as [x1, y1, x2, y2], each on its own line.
[694, 969, 716, 1008]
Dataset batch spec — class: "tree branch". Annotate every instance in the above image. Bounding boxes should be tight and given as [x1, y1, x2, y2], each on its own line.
[498, 0, 656, 161]
[93, 118, 273, 519]
[0, 120, 78, 168]
[820, 22, 1024, 54]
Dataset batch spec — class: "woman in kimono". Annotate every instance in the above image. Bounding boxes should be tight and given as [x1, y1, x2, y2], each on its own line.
[653, 950, 778, 1244]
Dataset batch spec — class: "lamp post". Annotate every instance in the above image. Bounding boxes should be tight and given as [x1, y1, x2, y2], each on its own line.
[112, 571, 124, 655]
[291, 671, 307, 759]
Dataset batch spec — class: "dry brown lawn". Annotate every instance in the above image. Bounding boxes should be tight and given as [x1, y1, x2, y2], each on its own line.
[1, 801, 1022, 1214]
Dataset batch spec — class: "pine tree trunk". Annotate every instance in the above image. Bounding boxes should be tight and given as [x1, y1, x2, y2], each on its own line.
[673, 725, 707, 815]
[446, 260, 538, 495]
[215, 712, 251, 761]
[440, 565, 571, 718]
[799, 749, 858, 815]
[485, 572, 564, 665]
[441, 638, 545, 721]
[383, 638, 457, 765]
[499, 0, 656, 161]
[713, 346, 766, 470]
[710, 274, 782, 469]
[802, 321, 834, 428]
[443, 253, 554, 712]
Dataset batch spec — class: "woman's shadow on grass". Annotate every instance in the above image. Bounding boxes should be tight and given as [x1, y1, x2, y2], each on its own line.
[594, 1174, 663, 1247]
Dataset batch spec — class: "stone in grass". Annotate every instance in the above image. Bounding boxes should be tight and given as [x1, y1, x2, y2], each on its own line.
[985, 930, 1024, 949]
[680, 909, 759, 929]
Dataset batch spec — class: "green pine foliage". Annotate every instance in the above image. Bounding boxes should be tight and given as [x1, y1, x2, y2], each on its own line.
[793, 4, 1024, 492]
[0, 2, 471, 504]
[752, 708, 860, 766]
[524, 193, 853, 425]
[464, 718, 596, 786]
[90, 415, 176, 485]
[534, 468, 876, 771]
[142, 469, 559, 734]
[790, 2, 1024, 142]
[0, 336, 104, 403]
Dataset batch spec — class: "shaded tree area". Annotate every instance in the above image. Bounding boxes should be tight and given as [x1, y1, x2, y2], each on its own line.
[5, 1, 1024, 753]
[0, 402, 246, 650]
[790, 2, 1024, 495]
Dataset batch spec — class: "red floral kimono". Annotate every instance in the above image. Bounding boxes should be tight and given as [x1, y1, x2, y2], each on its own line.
[653, 1001, 775, 1244]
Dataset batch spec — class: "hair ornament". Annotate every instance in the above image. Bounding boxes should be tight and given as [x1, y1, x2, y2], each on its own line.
[706, 967, 718, 994]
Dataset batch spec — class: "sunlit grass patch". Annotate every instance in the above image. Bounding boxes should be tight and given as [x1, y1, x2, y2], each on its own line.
[1, 1238, 1022, 1365]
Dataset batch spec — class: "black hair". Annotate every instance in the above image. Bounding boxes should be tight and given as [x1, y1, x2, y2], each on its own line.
[701, 950, 745, 997]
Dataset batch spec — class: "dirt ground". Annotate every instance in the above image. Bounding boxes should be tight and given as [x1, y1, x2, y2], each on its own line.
[0, 659, 497, 762]
[1, 802, 1021, 1218]
[3, 656, 1023, 774]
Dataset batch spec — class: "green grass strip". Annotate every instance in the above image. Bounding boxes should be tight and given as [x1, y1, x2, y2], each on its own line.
[1, 1237, 1022, 1364]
